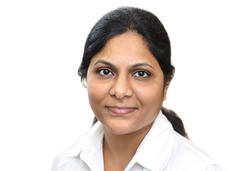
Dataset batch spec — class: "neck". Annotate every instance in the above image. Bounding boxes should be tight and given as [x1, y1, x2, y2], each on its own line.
[103, 123, 153, 169]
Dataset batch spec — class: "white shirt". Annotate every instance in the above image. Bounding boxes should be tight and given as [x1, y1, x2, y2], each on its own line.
[52, 112, 225, 171]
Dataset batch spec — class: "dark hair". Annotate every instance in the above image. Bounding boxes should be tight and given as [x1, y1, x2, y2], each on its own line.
[78, 7, 188, 138]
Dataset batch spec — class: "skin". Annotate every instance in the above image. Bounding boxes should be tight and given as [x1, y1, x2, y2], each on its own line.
[86, 31, 169, 171]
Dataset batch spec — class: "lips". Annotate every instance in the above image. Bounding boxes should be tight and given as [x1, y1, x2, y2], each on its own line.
[105, 106, 138, 115]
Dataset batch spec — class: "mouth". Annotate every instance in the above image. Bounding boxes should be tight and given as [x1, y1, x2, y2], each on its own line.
[105, 106, 138, 116]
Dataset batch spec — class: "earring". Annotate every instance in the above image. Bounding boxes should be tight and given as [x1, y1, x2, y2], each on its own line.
[82, 79, 87, 88]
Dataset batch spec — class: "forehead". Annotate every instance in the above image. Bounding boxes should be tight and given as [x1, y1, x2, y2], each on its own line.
[90, 31, 160, 67]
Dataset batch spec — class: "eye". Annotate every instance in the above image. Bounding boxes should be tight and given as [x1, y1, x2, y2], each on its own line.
[133, 70, 151, 78]
[97, 68, 113, 76]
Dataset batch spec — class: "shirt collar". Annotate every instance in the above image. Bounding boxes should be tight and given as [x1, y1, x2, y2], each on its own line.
[67, 111, 175, 171]
[127, 112, 175, 171]
[67, 121, 105, 170]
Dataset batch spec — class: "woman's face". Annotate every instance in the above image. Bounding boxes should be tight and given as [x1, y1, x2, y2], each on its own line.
[87, 31, 168, 135]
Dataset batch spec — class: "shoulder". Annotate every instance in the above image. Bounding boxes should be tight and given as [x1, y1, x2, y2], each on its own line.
[173, 132, 214, 164]
[51, 122, 104, 171]
[167, 131, 225, 171]
[51, 136, 87, 171]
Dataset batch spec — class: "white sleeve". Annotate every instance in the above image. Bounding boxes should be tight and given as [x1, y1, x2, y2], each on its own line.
[51, 155, 62, 171]
[201, 164, 226, 171]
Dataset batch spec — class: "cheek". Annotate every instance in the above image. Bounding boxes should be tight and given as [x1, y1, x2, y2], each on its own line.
[87, 80, 109, 107]
[87, 80, 111, 122]
[134, 82, 164, 106]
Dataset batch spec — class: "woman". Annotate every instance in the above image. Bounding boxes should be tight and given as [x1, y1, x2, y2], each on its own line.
[52, 7, 224, 171]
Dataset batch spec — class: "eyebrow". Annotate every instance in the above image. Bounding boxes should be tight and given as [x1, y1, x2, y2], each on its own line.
[131, 63, 154, 69]
[94, 60, 116, 68]
[93, 59, 154, 69]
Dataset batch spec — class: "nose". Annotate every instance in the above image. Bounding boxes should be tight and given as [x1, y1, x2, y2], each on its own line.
[109, 73, 133, 99]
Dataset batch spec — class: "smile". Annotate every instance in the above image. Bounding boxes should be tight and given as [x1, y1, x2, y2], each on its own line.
[105, 106, 138, 115]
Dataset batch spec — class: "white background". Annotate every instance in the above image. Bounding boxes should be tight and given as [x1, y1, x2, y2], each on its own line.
[0, 0, 227, 170]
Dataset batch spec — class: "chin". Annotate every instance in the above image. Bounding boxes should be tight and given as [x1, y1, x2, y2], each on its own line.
[103, 119, 137, 135]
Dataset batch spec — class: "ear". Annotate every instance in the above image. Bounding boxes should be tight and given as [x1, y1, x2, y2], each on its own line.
[163, 81, 170, 101]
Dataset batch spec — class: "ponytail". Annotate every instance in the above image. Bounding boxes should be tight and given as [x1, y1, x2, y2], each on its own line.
[92, 107, 188, 138]
[162, 107, 188, 138]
